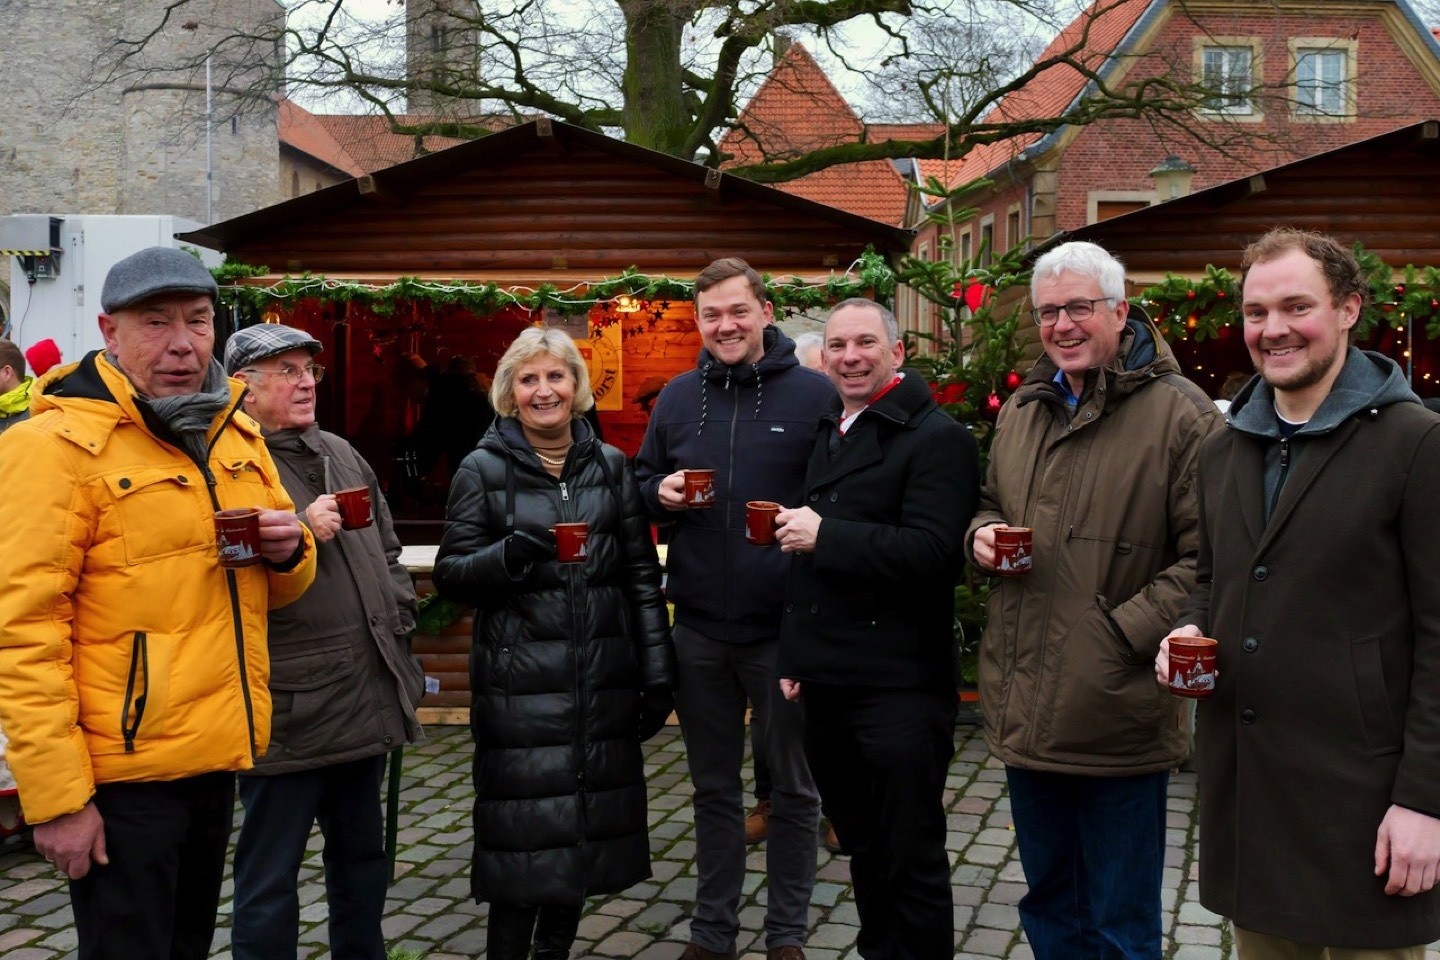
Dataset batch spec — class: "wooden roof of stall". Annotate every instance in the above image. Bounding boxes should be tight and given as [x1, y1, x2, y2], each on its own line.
[180, 118, 913, 277]
[1038, 120, 1440, 279]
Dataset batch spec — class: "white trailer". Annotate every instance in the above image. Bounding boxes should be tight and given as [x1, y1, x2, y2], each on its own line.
[0, 214, 220, 366]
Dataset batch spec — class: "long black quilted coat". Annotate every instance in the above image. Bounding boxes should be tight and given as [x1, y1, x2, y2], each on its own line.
[433, 417, 675, 904]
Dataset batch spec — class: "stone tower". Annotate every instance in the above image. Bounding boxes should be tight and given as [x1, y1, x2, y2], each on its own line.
[405, 0, 483, 117]
[0, 0, 282, 225]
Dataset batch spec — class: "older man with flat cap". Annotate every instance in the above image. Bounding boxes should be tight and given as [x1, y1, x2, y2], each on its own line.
[224, 324, 426, 960]
[0, 247, 316, 960]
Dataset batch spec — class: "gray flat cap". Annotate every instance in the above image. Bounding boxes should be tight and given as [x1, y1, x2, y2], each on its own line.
[224, 324, 323, 375]
[100, 246, 219, 313]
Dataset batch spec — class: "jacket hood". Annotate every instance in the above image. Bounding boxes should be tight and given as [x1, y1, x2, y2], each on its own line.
[1017, 306, 1179, 408]
[0, 376, 34, 417]
[1228, 347, 1419, 439]
[33, 351, 256, 453]
[697, 324, 799, 384]
[692, 324, 803, 434]
[483, 413, 600, 462]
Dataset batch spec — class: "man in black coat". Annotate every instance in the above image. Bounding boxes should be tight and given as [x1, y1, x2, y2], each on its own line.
[777, 298, 980, 960]
[636, 258, 829, 960]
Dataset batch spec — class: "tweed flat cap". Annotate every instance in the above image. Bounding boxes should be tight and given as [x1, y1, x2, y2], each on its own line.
[100, 246, 219, 313]
[224, 324, 323, 375]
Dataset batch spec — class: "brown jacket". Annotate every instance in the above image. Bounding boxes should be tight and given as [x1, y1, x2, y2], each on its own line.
[247, 425, 424, 776]
[1182, 350, 1440, 947]
[966, 319, 1219, 775]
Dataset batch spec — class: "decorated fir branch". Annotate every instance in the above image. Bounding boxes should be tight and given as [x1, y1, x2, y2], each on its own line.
[1137, 247, 1440, 342]
[210, 249, 898, 322]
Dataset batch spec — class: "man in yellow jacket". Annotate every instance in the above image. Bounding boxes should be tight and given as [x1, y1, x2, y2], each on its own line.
[0, 246, 316, 960]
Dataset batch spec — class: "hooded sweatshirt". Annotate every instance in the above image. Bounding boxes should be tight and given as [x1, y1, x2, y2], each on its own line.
[1226, 347, 1420, 523]
[635, 325, 834, 643]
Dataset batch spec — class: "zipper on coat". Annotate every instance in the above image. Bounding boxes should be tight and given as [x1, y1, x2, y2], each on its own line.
[198, 396, 261, 760]
[121, 631, 149, 753]
[723, 373, 740, 629]
[1267, 438, 1291, 520]
[557, 468, 590, 841]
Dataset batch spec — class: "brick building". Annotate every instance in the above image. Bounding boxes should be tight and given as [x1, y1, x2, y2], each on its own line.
[905, 0, 1440, 330]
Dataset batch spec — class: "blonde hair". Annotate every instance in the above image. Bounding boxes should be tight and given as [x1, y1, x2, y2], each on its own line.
[490, 327, 595, 418]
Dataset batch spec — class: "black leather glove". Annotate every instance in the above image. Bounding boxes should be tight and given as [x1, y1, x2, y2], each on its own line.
[637, 687, 675, 742]
[503, 528, 557, 574]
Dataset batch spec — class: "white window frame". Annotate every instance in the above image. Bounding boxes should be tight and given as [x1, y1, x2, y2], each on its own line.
[1192, 38, 1261, 123]
[1289, 38, 1357, 121]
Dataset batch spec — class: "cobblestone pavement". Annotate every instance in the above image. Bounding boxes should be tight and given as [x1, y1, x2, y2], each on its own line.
[3, 723, 1438, 960]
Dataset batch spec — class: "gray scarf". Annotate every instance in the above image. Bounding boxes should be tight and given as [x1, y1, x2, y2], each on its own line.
[111, 354, 234, 464]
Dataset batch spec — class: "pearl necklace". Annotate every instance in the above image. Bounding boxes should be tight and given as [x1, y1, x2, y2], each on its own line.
[532, 441, 572, 466]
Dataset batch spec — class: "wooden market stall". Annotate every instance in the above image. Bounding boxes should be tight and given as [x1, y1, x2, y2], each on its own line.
[180, 118, 912, 716]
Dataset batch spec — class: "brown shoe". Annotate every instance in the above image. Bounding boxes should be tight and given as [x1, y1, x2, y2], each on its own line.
[822, 818, 841, 854]
[679, 944, 738, 960]
[744, 799, 771, 844]
[767, 948, 806, 960]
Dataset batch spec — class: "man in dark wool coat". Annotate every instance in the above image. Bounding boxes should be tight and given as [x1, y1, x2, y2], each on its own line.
[775, 297, 979, 960]
[1161, 227, 1440, 959]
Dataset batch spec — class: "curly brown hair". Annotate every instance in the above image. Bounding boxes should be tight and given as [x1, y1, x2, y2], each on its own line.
[1240, 227, 1367, 311]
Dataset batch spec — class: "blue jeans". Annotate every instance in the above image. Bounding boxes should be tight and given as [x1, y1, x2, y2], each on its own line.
[1005, 766, 1168, 960]
[232, 755, 390, 960]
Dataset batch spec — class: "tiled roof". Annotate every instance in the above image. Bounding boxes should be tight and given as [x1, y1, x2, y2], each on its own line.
[307, 113, 513, 174]
[866, 122, 946, 143]
[940, 0, 1153, 191]
[720, 44, 911, 225]
[277, 99, 365, 178]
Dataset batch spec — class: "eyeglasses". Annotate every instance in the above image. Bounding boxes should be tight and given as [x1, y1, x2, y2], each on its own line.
[243, 363, 325, 385]
[1030, 298, 1115, 327]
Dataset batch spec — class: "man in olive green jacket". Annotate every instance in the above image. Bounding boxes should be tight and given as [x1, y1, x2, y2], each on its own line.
[965, 241, 1219, 959]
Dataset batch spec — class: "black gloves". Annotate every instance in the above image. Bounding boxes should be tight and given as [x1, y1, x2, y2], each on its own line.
[638, 687, 675, 742]
[504, 528, 557, 574]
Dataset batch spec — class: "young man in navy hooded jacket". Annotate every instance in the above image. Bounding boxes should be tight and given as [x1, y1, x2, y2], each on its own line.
[636, 258, 830, 960]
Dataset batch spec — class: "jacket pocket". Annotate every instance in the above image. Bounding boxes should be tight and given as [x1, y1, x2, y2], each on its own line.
[1040, 602, 1168, 757]
[1350, 636, 1401, 756]
[268, 638, 356, 692]
[104, 469, 210, 564]
[120, 631, 149, 753]
[86, 631, 174, 756]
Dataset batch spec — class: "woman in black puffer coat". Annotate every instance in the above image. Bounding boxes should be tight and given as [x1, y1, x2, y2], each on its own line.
[434, 328, 675, 960]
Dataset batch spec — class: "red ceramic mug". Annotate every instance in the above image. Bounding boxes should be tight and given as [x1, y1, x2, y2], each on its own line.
[745, 501, 780, 545]
[334, 485, 374, 531]
[682, 469, 716, 508]
[553, 522, 590, 564]
[1168, 636, 1218, 699]
[992, 525, 1033, 576]
[215, 507, 263, 568]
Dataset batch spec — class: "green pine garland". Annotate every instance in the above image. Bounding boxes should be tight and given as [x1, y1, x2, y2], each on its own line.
[210, 249, 897, 320]
[1138, 244, 1440, 342]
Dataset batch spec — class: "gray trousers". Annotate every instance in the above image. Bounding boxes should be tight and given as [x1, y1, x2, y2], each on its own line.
[673, 624, 820, 951]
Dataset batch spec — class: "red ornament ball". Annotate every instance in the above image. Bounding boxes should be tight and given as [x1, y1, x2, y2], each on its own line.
[983, 392, 1003, 418]
[1185, 290, 1196, 300]
[1004, 370, 1023, 391]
